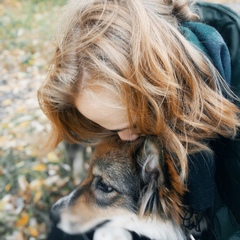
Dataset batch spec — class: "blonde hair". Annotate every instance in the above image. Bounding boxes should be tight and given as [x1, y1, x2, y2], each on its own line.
[38, 0, 240, 179]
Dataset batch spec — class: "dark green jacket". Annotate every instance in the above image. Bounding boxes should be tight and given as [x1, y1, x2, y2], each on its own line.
[197, 2, 240, 95]
[182, 2, 240, 240]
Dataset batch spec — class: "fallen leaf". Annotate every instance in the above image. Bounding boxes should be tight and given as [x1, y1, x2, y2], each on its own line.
[30, 179, 44, 190]
[28, 226, 39, 237]
[32, 163, 47, 172]
[18, 175, 29, 191]
[5, 184, 11, 192]
[47, 151, 59, 162]
[2, 98, 12, 106]
[33, 191, 42, 203]
[15, 212, 29, 227]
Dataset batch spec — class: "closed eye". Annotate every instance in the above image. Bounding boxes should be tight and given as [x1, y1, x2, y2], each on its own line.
[109, 124, 138, 133]
[96, 178, 115, 193]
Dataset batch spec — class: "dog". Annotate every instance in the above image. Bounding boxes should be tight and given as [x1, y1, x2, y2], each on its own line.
[64, 142, 93, 185]
[50, 136, 207, 240]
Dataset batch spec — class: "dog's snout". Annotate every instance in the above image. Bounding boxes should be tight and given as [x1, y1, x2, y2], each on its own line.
[50, 203, 61, 224]
[50, 190, 77, 225]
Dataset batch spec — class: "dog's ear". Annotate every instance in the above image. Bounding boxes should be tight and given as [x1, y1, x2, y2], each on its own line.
[138, 136, 165, 186]
[137, 137, 166, 216]
[137, 136, 185, 222]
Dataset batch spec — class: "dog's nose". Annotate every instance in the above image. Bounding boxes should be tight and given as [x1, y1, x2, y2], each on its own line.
[50, 203, 61, 224]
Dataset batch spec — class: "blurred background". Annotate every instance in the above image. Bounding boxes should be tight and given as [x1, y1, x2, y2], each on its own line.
[0, 0, 239, 239]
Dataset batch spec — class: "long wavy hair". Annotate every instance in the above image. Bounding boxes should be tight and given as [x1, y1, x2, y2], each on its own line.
[38, 0, 240, 179]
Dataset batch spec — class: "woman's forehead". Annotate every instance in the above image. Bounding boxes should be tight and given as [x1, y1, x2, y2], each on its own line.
[76, 83, 125, 109]
[75, 87, 130, 131]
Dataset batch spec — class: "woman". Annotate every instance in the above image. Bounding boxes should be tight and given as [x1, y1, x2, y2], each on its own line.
[39, 0, 240, 239]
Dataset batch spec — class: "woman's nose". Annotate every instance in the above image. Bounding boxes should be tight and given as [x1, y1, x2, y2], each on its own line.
[117, 129, 140, 141]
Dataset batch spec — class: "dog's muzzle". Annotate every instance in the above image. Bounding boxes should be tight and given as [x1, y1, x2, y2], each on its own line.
[50, 202, 62, 225]
[50, 194, 70, 225]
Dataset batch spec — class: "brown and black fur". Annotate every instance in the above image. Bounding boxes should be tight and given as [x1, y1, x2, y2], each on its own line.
[51, 136, 205, 239]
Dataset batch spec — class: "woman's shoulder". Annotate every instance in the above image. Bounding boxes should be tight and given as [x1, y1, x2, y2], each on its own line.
[196, 1, 240, 94]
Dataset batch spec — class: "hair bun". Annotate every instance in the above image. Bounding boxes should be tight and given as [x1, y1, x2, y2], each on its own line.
[171, 0, 199, 22]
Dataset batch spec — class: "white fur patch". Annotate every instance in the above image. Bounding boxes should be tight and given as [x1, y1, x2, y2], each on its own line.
[100, 214, 187, 240]
[94, 226, 132, 240]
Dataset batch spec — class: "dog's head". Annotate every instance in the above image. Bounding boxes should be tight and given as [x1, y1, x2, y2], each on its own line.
[50, 136, 186, 235]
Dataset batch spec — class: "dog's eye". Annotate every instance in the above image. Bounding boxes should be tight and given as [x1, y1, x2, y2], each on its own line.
[97, 179, 114, 193]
